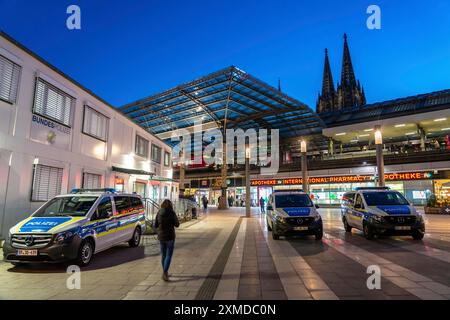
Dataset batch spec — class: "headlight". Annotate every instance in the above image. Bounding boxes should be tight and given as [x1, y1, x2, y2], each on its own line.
[314, 211, 321, 221]
[275, 215, 285, 223]
[55, 231, 74, 243]
[371, 215, 384, 223]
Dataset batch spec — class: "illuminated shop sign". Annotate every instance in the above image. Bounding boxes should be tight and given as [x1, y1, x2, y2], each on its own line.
[251, 171, 433, 186]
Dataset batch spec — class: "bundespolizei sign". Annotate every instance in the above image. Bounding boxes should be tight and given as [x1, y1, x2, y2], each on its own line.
[30, 114, 71, 150]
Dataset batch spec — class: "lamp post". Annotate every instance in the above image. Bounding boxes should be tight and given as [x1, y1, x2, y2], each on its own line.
[245, 146, 251, 218]
[301, 140, 309, 193]
[178, 150, 185, 198]
[374, 126, 385, 187]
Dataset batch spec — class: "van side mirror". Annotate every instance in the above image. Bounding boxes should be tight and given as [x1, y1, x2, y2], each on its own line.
[315, 204, 320, 209]
[94, 210, 112, 220]
[266, 205, 273, 211]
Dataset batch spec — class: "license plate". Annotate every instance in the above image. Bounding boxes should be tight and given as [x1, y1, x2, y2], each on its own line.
[16, 249, 38, 256]
[294, 226, 308, 231]
[395, 226, 411, 231]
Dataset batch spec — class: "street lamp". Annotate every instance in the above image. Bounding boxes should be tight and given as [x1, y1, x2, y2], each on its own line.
[245, 146, 251, 218]
[374, 126, 385, 187]
[300, 140, 309, 193]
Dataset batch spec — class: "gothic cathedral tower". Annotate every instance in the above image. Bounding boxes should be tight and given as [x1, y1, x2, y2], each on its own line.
[316, 34, 366, 113]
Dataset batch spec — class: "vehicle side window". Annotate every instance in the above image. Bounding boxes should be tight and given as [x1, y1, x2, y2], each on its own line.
[114, 196, 132, 215]
[92, 197, 112, 220]
[354, 194, 364, 209]
[131, 197, 144, 210]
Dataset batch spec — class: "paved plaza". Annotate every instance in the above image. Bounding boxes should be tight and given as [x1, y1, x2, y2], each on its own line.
[1, 208, 450, 300]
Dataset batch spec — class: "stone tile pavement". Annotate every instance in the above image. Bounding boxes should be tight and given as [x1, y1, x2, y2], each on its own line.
[0, 207, 449, 300]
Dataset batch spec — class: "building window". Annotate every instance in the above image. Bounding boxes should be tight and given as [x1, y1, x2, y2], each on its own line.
[164, 151, 171, 167]
[31, 164, 63, 201]
[33, 78, 74, 126]
[83, 172, 102, 189]
[151, 144, 162, 164]
[135, 134, 149, 158]
[0, 54, 21, 104]
[83, 106, 109, 141]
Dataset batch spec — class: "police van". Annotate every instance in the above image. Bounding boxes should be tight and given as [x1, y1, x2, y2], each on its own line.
[3, 189, 146, 266]
[341, 187, 425, 240]
[266, 190, 323, 240]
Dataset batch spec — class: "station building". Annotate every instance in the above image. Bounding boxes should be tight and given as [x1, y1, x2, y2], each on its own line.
[0, 32, 176, 239]
[121, 35, 450, 209]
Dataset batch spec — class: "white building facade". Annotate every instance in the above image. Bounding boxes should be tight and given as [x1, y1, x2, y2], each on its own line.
[0, 32, 177, 239]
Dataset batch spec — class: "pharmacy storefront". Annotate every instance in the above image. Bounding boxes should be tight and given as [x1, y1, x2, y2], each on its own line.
[251, 171, 447, 206]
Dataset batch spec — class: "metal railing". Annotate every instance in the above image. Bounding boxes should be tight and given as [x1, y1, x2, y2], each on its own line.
[143, 198, 201, 234]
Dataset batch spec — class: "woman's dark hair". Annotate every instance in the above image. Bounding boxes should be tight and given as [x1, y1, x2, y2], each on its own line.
[161, 199, 174, 211]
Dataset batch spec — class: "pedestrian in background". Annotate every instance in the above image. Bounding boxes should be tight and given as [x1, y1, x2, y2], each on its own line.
[202, 195, 208, 211]
[154, 199, 180, 281]
[260, 196, 265, 213]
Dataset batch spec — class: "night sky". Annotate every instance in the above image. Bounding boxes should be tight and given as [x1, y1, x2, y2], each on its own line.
[1, 0, 449, 110]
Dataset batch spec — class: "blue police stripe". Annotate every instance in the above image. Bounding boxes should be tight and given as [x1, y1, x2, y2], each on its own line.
[282, 207, 311, 217]
[18, 217, 72, 233]
[376, 205, 411, 215]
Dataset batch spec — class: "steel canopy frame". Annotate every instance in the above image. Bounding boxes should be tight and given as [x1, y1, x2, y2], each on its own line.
[120, 66, 326, 145]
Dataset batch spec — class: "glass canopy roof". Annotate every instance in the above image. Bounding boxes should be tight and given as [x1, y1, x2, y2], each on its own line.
[121, 66, 325, 146]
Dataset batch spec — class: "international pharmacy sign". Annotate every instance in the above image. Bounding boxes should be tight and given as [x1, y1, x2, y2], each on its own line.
[251, 171, 433, 186]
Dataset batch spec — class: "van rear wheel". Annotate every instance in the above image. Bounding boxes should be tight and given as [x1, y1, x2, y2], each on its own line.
[129, 227, 141, 247]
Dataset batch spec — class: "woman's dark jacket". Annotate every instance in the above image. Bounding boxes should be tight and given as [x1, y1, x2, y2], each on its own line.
[154, 208, 180, 241]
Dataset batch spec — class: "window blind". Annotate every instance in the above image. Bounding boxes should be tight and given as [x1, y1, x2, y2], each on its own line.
[0, 54, 21, 103]
[33, 78, 74, 126]
[83, 172, 102, 189]
[135, 135, 149, 158]
[83, 106, 109, 141]
[32, 164, 63, 201]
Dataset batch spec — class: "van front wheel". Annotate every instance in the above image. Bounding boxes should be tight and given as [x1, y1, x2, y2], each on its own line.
[129, 227, 141, 247]
[76, 239, 94, 267]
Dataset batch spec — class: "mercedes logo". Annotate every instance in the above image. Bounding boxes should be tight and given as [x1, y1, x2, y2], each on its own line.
[398, 217, 405, 223]
[24, 235, 34, 246]
[297, 218, 303, 224]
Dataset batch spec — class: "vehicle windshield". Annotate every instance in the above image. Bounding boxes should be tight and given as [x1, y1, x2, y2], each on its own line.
[33, 196, 98, 217]
[363, 192, 409, 206]
[275, 194, 313, 208]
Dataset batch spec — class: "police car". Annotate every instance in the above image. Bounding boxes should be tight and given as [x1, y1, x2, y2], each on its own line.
[266, 190, 323, 240]
[341, 187, 425, 240]
[3, 189, 146, 266]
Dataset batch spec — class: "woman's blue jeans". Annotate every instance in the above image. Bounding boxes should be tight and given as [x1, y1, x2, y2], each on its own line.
[159, 240, 175, 273]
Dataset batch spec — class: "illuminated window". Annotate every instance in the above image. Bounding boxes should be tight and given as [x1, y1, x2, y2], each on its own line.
[135, 135, 149, 158]
[33, 78, 74, 126]
[83, 106, 109, 141]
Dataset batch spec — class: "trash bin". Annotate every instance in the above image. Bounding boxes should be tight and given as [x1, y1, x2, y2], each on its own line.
[192, 207, 197, 219]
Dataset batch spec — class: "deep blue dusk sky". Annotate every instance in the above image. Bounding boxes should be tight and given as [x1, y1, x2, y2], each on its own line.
[1, 0, 449, 110]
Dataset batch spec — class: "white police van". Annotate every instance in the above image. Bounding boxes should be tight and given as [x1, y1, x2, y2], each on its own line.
[341, 187, 425, 240]
[266, 190, 323, 240]
[3, 189, 146, 266]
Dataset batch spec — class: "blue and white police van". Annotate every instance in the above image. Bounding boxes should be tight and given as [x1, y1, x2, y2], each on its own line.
[341, 187, 425, 240]
[3, 189, 146, 266]
[266, 190, 323, 240]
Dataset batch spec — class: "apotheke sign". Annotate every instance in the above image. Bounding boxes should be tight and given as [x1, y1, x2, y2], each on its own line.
[251, 171, 433, 186]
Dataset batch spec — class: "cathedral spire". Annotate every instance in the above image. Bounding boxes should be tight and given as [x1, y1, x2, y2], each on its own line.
[322, 48, 335, 97]
[341, 33, 356, 88]
[316, 48, 336, 113]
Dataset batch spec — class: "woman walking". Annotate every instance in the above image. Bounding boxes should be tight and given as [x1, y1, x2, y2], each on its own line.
[154, 199, 180, 281]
